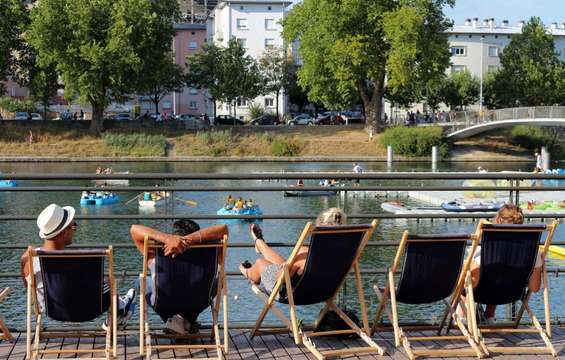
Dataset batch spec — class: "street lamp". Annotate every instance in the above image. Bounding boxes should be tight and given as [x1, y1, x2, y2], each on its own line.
[479, 35, 484, 116]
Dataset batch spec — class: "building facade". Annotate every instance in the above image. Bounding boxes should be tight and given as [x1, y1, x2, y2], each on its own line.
[208, 0, 292, 120]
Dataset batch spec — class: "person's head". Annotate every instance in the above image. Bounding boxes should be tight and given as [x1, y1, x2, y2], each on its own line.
[172, 219, 200, 236]
[37, 204, 77, 246]
[316, 207, 347, 226]
[493, 204, 524, 224]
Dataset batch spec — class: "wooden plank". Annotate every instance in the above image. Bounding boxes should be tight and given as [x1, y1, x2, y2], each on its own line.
[226, 331, 254, 360]
[371, 330, 407, 360]
[257, 334, 290, 359]
[243, 331, 275, 359]
[273, 333, 310, 360]
[0, 332, 21, 360]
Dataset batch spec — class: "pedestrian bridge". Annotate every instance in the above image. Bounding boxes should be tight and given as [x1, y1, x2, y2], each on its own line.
[446, 106, 565, 139]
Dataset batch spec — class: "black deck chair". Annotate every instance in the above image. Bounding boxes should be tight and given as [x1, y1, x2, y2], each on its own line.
[249, 220, 384, 360]
[371, 231, 484, 359]
[139, 235, 228, 360]
[465, 220, 558, 356]
[26, 247, 117, 360]
[0, 287, 13, 341]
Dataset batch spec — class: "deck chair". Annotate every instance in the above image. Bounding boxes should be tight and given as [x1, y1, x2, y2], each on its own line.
[139, 235, 228, 360]
[26, 247, 117, 360]
[464, 220, 558, 356]
[249, 220, 384, 359]
[0, 287, 13, 341]
[371, 231, 484, 359]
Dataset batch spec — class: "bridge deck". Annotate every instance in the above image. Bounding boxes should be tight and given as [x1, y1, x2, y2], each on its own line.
[2, 327, 564, 359]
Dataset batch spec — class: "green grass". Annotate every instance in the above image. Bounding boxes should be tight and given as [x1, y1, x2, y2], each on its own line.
[103, 133, 167, 156]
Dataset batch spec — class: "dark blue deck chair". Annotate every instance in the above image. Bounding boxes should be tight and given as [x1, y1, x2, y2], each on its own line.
[26, 247, 117, 360]
[371, 231, 484, 359]
[466, 220, 558, 356]
[0, 287, 13, 341]
[249, 220, 384, 359]
[139, 235, 228, 360]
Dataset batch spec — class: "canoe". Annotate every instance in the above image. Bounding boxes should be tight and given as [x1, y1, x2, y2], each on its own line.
[284, 189, 338, 197]
[0, 180, 17, 187]
[80, 193, 120, 206]
[93, 171, 130, 186]
[441, 201, 504, 213]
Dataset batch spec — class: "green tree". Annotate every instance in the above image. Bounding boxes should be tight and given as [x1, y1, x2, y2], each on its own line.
[283, 0, 453, 131]
[488, 17, 565, 107]
[138, 55, 185, 114]
[27, 0, 179, 133]
[186, 43, 223, 119]
[258, 46, 293, 120]
[28, 62, 59, 120]
[0, 0, 29, 92]
[440, 70, 479, 109]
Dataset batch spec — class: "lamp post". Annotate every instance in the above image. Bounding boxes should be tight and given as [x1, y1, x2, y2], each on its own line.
[479, 35, 484, 116]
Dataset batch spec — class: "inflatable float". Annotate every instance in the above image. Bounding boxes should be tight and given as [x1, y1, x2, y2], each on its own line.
[93, 171, 130, 186]
[0, 180, 17, 187]
[217, 205, 263, 221]
[441, 201, 505, 213]
[138, 192, 171, 208]
[80, 192, 120, 206]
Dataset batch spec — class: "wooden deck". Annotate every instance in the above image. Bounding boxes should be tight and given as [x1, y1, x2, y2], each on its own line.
[1, 327, 564, 359]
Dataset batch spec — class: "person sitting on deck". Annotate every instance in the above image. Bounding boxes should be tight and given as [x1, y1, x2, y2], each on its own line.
[20, 204, 136, 327]
[468, 204, 543, 324]
[239, 208, 346, 295]
[130, 220, 228, 334]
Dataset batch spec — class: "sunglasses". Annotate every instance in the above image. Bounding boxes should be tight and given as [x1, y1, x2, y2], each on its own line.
[70, 221, 78, 230]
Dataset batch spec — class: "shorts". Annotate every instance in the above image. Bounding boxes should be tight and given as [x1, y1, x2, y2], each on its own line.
[259, 264, 283, 297]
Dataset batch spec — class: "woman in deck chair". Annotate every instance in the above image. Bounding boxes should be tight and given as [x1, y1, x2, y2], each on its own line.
[239, 207, 345, 292]
[130, 220, 228, 334]
[20, 204, 136, 327]
[467, 204, 543, 324]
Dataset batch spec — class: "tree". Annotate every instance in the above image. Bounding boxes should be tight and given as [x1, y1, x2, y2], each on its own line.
[186, 43, 223, 120]
[28, 62, 59, 120]
[28, 0, 179, 133]
[139, 55, 185, 115]
[258, 46, 293, 119]
[440, 70, 479, 109]
[0, 0, 28, 92]
[283, 0, 453, 131]
[488, 17, 565, 107]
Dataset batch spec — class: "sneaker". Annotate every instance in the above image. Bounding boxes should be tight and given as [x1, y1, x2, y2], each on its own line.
[164, 315, 187, 335]
[184, 319, 200, 334]
[119, 288, 136, 317]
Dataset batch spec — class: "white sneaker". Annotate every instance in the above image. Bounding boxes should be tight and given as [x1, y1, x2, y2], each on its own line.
[165, 315, 187, 335]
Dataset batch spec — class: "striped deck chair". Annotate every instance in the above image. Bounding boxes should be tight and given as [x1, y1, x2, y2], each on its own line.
[0, 287, 13, 341]
[26, 247, 117, 360]
[465, 220, 558, 356]
[371, 231, 484, 359]
[139, 235, 228, 360]
[249, 220, 384, 360]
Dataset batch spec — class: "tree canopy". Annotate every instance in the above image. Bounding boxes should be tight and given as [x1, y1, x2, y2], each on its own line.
[283, 0, 454, 131]
[258, 46, 294, 119]
[440, 70, 479, 109]
[0, 0, 29, 92]
[138, 54, 185, 114]
[27, 0, 179, 133]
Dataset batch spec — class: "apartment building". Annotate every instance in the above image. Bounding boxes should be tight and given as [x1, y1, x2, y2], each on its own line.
[208, 0, 292, 120]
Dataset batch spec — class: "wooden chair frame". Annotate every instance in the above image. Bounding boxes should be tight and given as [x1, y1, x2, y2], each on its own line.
[249, 220, 384, 360]
[26, 246, 117, 360]
[0, 287, 13, 341]
[139, 235, 229, 360]
[371, 231, 485, 359]
[463, 219, 558, 356]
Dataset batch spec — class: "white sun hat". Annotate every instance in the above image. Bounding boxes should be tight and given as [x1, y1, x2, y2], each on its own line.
[37, 204, 76, 239]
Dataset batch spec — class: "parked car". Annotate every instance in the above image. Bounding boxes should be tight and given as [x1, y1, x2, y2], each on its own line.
[214, 115, 245, 126]
[315, 111, 344, 125]
[176, 113, 208, 130]
[249, 114, 280, 126]
[30, 113, 43, 121]
[288, 113, 315, 126]
[114, 113, 132, 121]
[339, 111, 365, 124]
[14, 112, 29, 121]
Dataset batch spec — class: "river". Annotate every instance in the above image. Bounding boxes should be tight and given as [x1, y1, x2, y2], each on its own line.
[0, 160, 563, 328]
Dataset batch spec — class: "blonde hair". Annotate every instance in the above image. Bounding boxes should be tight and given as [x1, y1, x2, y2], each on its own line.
[493, 204, 524, 224]
[316, 207, 347, 226]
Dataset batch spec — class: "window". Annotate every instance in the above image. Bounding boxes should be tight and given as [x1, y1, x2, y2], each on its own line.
[189, 101, 198, 110]
[191, 31, 195, 35]
[236, 18, 248, 30]
[163, 101, 172, 109]
[189, 88, 198, 95]
[237, 38, 247, 48]
[451, 65, 466, 73]
[265, 98, 274, 108]
[236, 98, 248, 107]
[188, 41, 198, 49]
[264, 38, 275, 48]
[450, 46, 466, 56]
[487, 65, 500, 72]
[265, 19, 276, 30]
[488, 46, 499, 57]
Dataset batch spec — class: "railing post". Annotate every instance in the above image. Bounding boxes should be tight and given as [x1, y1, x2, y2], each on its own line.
[387, 146, 394, 169]
[431, 146, 438, 172]
[542, 147, 551, 171]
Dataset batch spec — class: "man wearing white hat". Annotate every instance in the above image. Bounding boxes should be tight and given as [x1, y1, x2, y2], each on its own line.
[20, 204, 136, 327]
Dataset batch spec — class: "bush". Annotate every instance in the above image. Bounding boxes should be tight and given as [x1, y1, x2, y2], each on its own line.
[103, 133, 167, 156]
[271, 137, 302, 156]
[510, 126, 555, 151]
[248, 102, 265, 120]
[380, 126, 449, 157]
[0, 96, 37, 113]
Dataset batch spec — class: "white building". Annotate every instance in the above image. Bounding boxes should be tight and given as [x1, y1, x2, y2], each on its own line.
[208, 0, 292, 120]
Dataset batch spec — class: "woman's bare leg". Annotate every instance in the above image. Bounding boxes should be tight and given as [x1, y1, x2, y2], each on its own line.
[255, 239, 286, 265]
[240, 258, 273, 284]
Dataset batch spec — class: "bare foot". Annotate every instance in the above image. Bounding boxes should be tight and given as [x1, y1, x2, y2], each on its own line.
[239, 263, 250, 280]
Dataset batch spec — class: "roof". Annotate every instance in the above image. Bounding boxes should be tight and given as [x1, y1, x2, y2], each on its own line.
[448, 24, 565, 37]
[216, 0, 292, 10]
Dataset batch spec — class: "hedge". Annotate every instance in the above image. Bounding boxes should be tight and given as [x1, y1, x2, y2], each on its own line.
[380, 126, 449, 157]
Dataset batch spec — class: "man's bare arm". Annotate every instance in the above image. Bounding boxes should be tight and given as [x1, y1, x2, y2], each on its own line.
[130, 224, 184, 257]
[184, 224, 229, 244]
